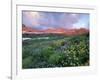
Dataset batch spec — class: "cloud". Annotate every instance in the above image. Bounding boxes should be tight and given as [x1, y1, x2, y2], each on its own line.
[22, 11, 89, 30]
[22, 12, 40, 27]
[73, 14, 89, 29]
[59, 13, 80, 28]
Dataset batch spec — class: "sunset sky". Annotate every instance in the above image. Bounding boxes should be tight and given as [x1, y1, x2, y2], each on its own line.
[22, 11, 89, 30]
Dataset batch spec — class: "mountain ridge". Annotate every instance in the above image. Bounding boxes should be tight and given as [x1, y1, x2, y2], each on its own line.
[22, 24, 89, 35]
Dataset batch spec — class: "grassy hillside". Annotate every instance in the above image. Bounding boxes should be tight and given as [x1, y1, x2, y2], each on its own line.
[22, 33, 89, 69]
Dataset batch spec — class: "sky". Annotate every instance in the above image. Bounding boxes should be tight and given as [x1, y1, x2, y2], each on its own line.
[22, 11, 89, 30]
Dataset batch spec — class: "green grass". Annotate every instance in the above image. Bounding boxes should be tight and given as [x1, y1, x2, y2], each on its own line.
[22, 33, 89, 69]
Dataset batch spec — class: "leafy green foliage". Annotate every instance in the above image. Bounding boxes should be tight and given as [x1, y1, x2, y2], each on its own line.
[22, 33, 89, 68]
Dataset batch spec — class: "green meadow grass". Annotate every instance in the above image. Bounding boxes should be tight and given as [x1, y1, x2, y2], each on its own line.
[22, 33, 89, 69]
